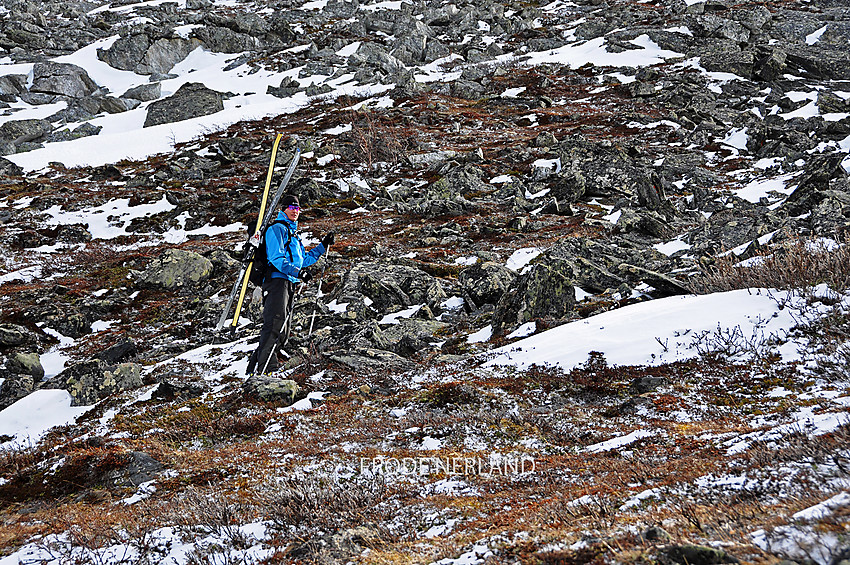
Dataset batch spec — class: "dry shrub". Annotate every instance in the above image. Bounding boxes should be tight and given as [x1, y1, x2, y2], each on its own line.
[749, 422, 850, 472]
[491, 355, 627, 398]
[567, 352, 629, 396]
[28, 504, 155, 565]
[0, 445, 131, 504]
[0, 443, 42, 481]
[349, 109, 407, 171]
[171, 486, 255, 546]
[254, 474, 399, 535]
[693, 237, 850, 295]
[534, 544, 612, 565]
[113, 402, 272, 446]
[419, 381, 478, 407]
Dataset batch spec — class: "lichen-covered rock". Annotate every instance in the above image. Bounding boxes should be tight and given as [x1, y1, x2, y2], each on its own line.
[659, 544, 739, 565]
[0, 373, 34, 410]
[121, 82, 161, 102]
[136, 38, 203, 75]
[97, 33, 151, 72]
[0, 119, 52, 145]
[46, 360, 142, 406]
[492, 261, 576, 335]
[379, 318, 450, 357]
[0, 324, 29, 346]
[458, 261, 516, 308]
[137, 249, 214, 290]
[143, 82, 224, 128]
[6, 351, 44, 379]
[243, 375, 299, 404]
[31, 62, 99, 98]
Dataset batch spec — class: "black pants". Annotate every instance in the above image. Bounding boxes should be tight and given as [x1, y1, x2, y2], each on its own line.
[248, 278, 296, 374]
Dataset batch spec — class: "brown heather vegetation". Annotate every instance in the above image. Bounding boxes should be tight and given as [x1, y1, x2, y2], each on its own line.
[1, 47, 849, 565]
[694, 237, 850, 296]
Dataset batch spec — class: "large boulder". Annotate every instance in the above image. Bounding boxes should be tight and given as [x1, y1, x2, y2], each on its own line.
[45, 360, 142, 406]
[194, 26, 261, 53]
[6, 352, 44, 380]
[121, 82, 162, 102]
[0, 373, 34, 410]
[143, 82, 224, 128]
[378, 318, 451, 357]
[137, 248, 214, 289]
[31, 62, 99, 98]
[0, 324, 29, 347]
[97, 33, 151, 72]
[330, 261, 447, 318]
[555, 135, 664, 210]
[0, 119, 52, 147]
[428, 165, 491, 199]
[136, 38, 203, 75]
[0, 74, 27, 102]
[458, 261, 517, 308]
[243, 375, 299, 404]
[492, 261, 576, 335]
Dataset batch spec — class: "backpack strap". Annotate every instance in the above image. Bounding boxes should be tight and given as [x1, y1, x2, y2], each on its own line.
[263, 220, 295, 266]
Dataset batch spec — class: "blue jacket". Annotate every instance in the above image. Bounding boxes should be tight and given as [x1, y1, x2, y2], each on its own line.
[265, 213, 326, 283]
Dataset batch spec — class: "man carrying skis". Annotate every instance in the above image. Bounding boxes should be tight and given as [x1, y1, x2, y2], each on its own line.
[247, 194, 335, 374]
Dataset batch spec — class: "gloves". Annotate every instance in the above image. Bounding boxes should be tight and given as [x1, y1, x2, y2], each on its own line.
[321, 231, 336, 248]
[299, 269, 313, 283]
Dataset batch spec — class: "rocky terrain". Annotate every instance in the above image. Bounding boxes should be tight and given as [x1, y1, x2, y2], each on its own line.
[0, 0, 849, 562]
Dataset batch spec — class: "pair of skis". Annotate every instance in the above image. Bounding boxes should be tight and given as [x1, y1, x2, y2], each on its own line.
[215, 134, 301, 336]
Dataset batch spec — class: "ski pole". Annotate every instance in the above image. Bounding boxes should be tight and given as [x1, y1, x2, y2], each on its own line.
[257, 283, 302, 375]
[308, 243, 330, 336]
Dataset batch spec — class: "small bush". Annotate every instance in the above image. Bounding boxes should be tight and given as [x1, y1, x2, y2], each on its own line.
[254, 474, 398, 535]
[420, 381, 478, 407]
[693, 237, 850, 295]
[349, 109, 408, 171]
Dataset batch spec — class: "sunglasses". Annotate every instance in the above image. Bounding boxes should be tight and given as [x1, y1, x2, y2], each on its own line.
[287, 205, 301, 211]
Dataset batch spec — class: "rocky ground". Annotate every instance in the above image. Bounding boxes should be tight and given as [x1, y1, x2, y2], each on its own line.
[0, 0, 849, 562]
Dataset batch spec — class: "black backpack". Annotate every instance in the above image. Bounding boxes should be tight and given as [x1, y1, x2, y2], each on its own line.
[247, 219, 293, 286]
